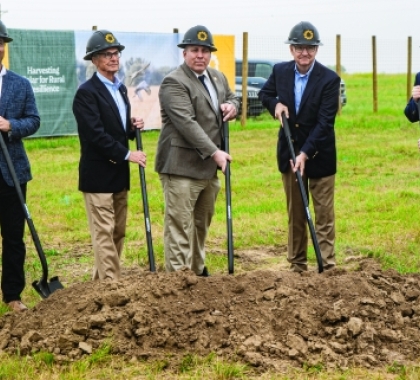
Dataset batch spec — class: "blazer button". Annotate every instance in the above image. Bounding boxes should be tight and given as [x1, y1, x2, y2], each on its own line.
[295, 124, 299, 128]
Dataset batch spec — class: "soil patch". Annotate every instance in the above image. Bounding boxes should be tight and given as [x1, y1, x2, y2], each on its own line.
[1, 259, 420, 372]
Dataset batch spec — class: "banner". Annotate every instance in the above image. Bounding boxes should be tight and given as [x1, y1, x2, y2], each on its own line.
[75, 31, 179, 130]
[6, 29, 235, 135]
[8, 29, 79, 137]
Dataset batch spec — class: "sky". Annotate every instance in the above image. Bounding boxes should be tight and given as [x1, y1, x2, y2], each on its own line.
[1, 0, 419, 39]
[2, 0, 420, 73]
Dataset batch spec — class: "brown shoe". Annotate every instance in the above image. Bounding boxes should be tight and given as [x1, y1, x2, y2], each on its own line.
[7, 301, 28, 313]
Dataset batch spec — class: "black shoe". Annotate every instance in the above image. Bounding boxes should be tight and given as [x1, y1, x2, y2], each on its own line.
[198, 266, 210, 277]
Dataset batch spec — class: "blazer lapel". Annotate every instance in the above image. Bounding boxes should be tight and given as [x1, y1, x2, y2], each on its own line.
[285, 63, 297, 118]
[92, 73, 125, 130]
[298, 62, 321, 112]
[0, 73, 12, 117]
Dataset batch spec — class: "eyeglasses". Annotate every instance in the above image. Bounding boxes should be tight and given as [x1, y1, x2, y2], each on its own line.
[96, 51, 121, 59]
[292, 45, 317, 53]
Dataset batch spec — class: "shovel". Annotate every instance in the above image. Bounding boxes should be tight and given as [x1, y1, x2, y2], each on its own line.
[280, 113, 324, 273]
[0, 133, 64, 298]
[135, 129, 156, 272]
[223, 121, 234, 274]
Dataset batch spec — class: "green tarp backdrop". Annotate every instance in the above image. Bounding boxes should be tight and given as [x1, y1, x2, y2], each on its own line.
[6, 29, 234, 137]
[9, 29, 79, 137]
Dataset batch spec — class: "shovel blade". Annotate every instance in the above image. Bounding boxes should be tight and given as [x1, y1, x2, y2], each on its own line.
[32, 276, 64, 299]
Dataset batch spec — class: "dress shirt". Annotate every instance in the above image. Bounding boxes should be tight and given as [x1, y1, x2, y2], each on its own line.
[294, 61, 315, 113]
[96, 72, 130, 160]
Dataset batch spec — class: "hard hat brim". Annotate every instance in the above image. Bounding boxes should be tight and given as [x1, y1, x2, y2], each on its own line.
[0, 36, 13, 43]
[83, 44, 125, 61]
[177, 42, 217, 52]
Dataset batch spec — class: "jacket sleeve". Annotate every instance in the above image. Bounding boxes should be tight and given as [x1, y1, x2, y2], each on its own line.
[258, 71, 280, 118]
[7, 77, 40, 140]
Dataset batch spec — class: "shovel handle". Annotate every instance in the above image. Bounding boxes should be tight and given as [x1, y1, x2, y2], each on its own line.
[223, 121, 234, 274]
[280, 114, 324, 273]
[135, 129, 156, 272]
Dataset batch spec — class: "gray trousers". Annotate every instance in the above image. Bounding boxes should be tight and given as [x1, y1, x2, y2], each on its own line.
[159, 174, 220, 274]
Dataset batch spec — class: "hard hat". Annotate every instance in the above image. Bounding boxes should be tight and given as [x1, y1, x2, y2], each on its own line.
[0, 20, 13, 43]
[84, 30, 125, 61]
[177, 25, 217, 52]
[285, 21, 323, 46]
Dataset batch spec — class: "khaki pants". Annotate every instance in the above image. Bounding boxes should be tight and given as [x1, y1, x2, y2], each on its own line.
[159, 174, 220, 274]
[282, 170, 335, 271]
[83, 191, 128, 280]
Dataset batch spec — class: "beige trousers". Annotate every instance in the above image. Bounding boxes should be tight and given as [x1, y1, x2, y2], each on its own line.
[159, 174, 220, 274]
[83, 191, 128, 280]
[282, 170, 335, 271]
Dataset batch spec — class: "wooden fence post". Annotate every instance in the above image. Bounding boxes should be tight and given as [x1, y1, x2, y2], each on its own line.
[372, 36, 378, 113]
[240, 32, 248, 127]
[407, 36, 412, 102]
[336, 34, 342, 115]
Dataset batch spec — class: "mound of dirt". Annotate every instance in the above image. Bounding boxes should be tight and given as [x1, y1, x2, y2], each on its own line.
[1, 260, 420, 371]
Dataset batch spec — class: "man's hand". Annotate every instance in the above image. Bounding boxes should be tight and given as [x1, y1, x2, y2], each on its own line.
[131, 117, 145, 130]
[413, 86, 420, 102]
[212, 149, 232, 174]
[0, 116, 11, 132]
[290, 151, 308, 176]
[128, 150, 147, 167]
[274, 103, 289, 123]
[220, 103, 237, 121]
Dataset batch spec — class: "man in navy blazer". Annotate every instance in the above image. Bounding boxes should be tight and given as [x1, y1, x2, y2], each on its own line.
[259, 21, 340, 272]
[73, 30, 146, 281]
[404, 73, 420, 150]
[0, 21, 40, 312]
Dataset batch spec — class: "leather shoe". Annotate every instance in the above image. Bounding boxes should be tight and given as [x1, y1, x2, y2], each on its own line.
[198, 266, 210, 277]
[7, 300, 28, 313]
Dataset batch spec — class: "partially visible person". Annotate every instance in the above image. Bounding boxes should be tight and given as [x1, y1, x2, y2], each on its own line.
[404, 74, 420, 123]
[72, 30, 146, 281]
[259, 21, 340, 272]
[0, 20, 40, 312]
[155, 25, 238, 276]
[404, 74, 420, 151]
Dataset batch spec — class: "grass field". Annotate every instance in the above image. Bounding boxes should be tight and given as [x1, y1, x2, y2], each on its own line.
[1, 73, 420, 379]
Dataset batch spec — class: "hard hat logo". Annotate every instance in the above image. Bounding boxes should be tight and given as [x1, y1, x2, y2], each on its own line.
[197, 31, 208, 41]
[303, 30, 314, 40]
[105, 34, 115, 44]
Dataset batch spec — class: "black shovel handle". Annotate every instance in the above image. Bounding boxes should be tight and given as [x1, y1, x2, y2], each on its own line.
[223, 121, 234, 274]
[0, 133, 50, 283]
[280, 114, 324, 273]
[135, 129, 156, 272]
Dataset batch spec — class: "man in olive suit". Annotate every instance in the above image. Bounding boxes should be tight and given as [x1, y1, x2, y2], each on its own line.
[155, 25, 239, 276]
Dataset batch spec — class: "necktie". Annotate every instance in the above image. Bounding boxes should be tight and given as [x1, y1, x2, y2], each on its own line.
[198, 75, 210, 95]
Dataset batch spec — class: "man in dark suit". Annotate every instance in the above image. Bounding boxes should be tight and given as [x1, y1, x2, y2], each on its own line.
[156, 25, 239, 276]
[404, 75, 420, 150]
[259, 21, 340, 272]
[73, 30, 146, 281]
[0, 21, 40, 312]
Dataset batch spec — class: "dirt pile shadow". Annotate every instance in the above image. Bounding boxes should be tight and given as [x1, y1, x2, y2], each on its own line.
[1, 260, 419, 371]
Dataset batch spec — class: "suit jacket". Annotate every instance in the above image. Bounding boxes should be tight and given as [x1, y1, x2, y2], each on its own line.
[72, 72, 134, 193]
[0, 70, 40, 186]
[404, 72, 420, 122]
[259, 60, 340, 178]
[155, 62, 239, 180]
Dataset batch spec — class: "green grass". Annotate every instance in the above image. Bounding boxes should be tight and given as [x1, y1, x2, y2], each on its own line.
[2, 73, 420, 378]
